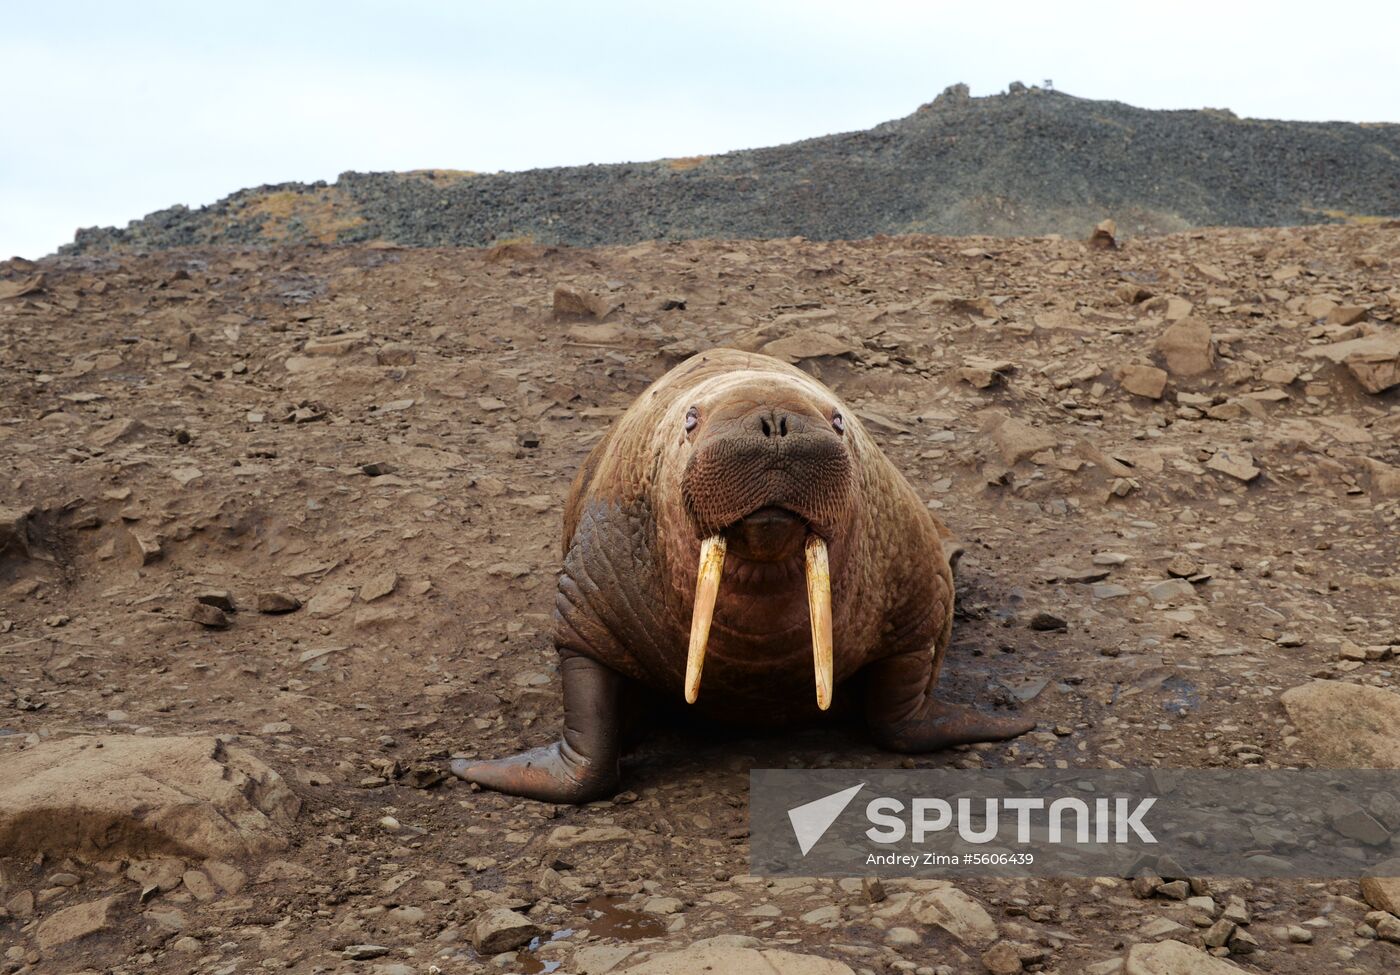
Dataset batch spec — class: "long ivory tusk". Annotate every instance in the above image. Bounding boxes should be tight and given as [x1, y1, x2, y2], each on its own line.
[805, 535, 834, 710]
[685, 534, 727, 703]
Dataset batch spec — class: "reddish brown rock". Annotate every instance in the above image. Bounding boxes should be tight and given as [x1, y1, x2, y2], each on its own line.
[1155, 318, 1215, 377]
[36, 894, 127, 951]
[553, 284, 618, 319]
[1118, 364, 1168, 399]
[983, 415, 1058, 465]
[1305, 332, 1400, 393]
[1087, 219, 1117, 250]
[0, 736, 299, 862]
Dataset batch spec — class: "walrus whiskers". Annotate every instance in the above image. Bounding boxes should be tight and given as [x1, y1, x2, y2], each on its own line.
[684, 534, 727, 703]
[805, 535, 834, 710]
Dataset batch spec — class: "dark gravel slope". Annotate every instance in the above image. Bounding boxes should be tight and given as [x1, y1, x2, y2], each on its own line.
[64, 86, 1400, 254]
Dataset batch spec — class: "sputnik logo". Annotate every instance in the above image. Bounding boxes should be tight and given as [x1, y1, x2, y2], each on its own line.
[787, 783, 864, 855]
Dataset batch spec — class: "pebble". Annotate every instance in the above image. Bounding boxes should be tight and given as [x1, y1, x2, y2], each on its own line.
[1221, 896, 1250, 924]
[981, 940, 1023, 974]
[1376, 913, 1400, 943]
[190, 602, 230, 628]
[1156, 880, 1190, 900]
[1119, 364, 1168, 400]
[256, 591, 302, 613]
[1206, 450, 1260, 482]
[196, 590, 236, 611]
[472, 907, 543, 953]
[1202, 918, 1235, 948]
[360, 570, 398, 602]
[1028, 612, 1068, 631]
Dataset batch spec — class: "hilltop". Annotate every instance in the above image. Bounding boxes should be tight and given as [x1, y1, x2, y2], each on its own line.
[63, 84, 1400, 254]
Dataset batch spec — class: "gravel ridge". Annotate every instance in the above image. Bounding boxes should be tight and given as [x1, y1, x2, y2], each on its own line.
[62, 86, 1400, 254]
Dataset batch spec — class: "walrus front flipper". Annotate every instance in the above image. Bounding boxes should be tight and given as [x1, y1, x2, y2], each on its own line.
[863, 650, 1035, 752]
[451, 652, 622, 803]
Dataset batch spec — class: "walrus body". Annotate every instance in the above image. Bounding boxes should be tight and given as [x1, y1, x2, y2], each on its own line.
[454, 349, 1033, 802]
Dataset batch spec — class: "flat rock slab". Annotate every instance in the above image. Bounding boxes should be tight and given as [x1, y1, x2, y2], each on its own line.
[621, 944, 854, 975]
[0, 735, 299, 862]
[1279, 681, 1400, 767]
[1305, 332, 1400, 393]
[982, 414, 1057, 466]
[35, 893, 129, 950]
[1126, 940, 1246, 974]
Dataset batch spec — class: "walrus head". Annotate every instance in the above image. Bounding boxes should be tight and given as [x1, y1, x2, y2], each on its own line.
[677, 378, 856, 711]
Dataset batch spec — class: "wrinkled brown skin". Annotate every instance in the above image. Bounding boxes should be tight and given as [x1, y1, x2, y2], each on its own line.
[452, 349, 1034, 802]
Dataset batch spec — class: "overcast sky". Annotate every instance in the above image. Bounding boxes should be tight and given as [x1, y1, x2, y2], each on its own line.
[3, 1, 1397, 259]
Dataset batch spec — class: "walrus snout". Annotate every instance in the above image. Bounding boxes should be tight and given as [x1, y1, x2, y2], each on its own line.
[745, 407, 810, 439]
[681, 420, 853, 539]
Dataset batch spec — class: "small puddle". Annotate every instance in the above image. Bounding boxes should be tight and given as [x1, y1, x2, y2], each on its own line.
[512, 895, 665, 972]
[514, 952, 561, 974]
[515, 928, 572, 974]
[583, 895, 667, 940]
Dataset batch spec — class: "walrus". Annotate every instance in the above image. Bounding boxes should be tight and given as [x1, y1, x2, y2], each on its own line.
[453, 349, 1034, 802]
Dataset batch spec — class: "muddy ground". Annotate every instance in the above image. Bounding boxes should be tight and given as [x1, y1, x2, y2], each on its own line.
[2, 225, 1398, 974]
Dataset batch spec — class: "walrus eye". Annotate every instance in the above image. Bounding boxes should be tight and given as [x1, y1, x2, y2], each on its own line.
[684, 406, 699, 433]
[831, 410, 844, 435]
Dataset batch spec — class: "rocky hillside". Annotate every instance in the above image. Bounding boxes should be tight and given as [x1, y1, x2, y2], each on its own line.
[65, 84, 1400, 254]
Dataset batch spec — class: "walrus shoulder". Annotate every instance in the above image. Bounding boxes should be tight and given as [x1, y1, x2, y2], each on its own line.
[562, 424, 620, 556]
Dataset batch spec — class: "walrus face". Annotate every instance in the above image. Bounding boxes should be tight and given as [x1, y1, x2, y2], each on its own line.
[678, 383, 854, 711]
[680, 392, 854, 543]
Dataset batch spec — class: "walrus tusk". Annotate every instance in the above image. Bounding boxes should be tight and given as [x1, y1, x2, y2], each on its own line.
[685, 534, 727, 703]
[805, 535, 834, 710]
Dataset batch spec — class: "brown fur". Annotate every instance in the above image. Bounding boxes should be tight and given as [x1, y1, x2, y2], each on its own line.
[557, 349, 955, 716]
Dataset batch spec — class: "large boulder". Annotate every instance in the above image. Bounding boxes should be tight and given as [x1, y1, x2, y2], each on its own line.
[1279, 681, 1400, 767]
[0, 736, 299, 862]
[1154, 318, 1215, 377]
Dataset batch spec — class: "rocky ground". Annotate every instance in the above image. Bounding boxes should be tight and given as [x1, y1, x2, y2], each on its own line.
[59, 86, 1400, 258]
[2, 224, 1399, 974]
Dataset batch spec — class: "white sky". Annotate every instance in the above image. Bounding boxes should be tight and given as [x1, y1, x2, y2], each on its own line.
[3, 0, 1397, 259]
